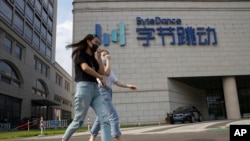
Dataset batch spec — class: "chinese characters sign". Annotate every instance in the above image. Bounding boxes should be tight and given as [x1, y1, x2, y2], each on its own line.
[136, 17, 218, 47]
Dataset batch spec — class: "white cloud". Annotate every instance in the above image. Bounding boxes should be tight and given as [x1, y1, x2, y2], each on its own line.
[55, 20, 73, 76]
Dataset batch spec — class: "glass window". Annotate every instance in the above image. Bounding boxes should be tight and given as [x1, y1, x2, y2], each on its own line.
[0, 95, 21, 128]
[45, 67, 49, 77]
[15, 0, 25, 13]
[28, 0, 35, 5]
[0, 61, 21, 87]
[12, 79, 21, 87]
[42, 8, 47, 22]
[34, 15, 41, 32]
[14, 13, 24, 34]
[62, 110, 71, 121]
[37, 61, 42, 73]
[47, 18, 52, 30]
[33, 57, 50, 77]
[15, 45, 22, 60]
[0, 61, 12, 76]
[50, 0, 54, 4]
[65, 80, 70, 91]
[0, 0, 13, 24]
[1, 75, 11, 84]
[33, 80, 48, 97]
[36, 80, 44, 91]
[43, 0, 48, 9]
[33, 32, 40, 49]
[40, 40, 46, 55]
[35, 0, 42, 14]
[3, 37, 12, 54]
[25, 4, 34, 23]
[47, 32, 52, 45]
[48, 4, 53, 17]
[56, 73, 62, 86]
[46, 47, 51, 60]
[42, 65, 46, 76]
[33, 58, 37, 69]
[24, 23, 33, 43]
[41, 24, 47, 39]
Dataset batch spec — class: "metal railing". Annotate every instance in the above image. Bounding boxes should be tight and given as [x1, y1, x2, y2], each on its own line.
[1, 119, 68, 131]
[43, 120, 68, 129]
[0, 123, 10, 131]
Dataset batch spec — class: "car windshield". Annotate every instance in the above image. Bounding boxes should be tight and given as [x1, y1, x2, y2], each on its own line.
[174, 107, 192, 112]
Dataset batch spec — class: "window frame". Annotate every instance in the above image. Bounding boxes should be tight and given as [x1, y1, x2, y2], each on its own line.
[0, 61, 21, 88]
[3, 36, 13, 54]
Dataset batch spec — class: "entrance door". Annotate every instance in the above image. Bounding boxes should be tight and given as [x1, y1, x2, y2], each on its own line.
[206, 90, 227, 120]
[238, 88, 250, 118]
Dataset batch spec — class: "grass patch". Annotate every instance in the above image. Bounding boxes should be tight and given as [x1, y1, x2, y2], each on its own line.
[0, 123, 159, 140]
[0, 128, 88, 140]
[209, 127, 229, 132]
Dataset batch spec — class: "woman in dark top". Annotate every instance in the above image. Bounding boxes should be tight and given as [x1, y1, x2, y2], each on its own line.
[62, 34, 111, 141]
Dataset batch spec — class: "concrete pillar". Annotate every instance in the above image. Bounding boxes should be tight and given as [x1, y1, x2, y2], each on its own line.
[222, 76, 241, 119]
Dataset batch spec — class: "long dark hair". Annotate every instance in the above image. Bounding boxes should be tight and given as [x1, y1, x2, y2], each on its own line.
[66, 34, 99, 63]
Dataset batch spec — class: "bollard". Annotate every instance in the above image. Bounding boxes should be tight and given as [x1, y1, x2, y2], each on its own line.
[39, 117, 45, 137]
[137, 116, 140, 127]
[87, 116, 90, 130]
[28, 120, 30, 132]
[158, 115, 161, 125]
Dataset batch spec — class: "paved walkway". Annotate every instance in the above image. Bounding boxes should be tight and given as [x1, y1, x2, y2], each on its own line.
[8, 119, 250, 140]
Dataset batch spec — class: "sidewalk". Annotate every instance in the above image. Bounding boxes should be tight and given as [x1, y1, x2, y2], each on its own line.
[224, 118, 250, 127]
[6, 119, 250, 140]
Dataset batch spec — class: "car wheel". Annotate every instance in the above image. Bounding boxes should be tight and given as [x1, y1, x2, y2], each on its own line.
[170, 120, 175, 124]
[190, 115, 195, 123]
[198, 115, 202, 122]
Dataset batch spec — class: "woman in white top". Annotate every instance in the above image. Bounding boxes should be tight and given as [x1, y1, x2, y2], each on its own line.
[89, 50, 137, 141]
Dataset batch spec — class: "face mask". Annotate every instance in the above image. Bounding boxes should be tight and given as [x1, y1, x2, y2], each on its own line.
[90, 44, 98, 52]
[102, 57, 106, 64]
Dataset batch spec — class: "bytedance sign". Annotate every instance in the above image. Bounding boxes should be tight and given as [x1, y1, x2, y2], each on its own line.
[94, 16, 218, 47]
[136, 17, 218, 47]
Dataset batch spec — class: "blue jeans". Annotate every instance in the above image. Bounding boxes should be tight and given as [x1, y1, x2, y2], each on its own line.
[62, 82, 111, 141]
[90, 87, 121, 137]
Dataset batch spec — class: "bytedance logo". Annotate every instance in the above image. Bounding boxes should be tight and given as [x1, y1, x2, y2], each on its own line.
[95, 22, 126, 47]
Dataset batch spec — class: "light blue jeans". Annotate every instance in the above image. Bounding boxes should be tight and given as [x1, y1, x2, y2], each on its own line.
[90, 87, 121, 138]
[62, 82, 111, 141]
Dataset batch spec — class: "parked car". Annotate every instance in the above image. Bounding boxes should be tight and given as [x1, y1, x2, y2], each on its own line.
[18, 117, 40, 130]
[169, 106, 202, 124]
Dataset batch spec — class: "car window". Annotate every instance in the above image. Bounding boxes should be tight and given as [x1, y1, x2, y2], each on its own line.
[175, 107, 189, 112]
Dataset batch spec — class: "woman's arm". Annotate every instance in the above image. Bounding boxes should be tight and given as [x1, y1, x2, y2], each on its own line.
[81, 63, 107, 87]
[96, 49, 105, 75]
[114, 81, 137, 90]
[81, 63, 103, 79]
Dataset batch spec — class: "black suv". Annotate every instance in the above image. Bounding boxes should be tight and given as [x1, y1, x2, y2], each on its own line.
[169, 106, 202, 124]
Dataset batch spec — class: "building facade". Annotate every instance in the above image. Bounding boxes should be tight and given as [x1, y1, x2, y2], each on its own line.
[72, 0, 250, 125]
[0, 0, 73, 128]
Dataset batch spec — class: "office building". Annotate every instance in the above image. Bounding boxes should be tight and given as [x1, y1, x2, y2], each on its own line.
[0, 0, 72, 128]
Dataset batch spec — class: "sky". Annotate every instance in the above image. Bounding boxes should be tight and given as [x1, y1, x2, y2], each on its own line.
[55, 0, 73, 76]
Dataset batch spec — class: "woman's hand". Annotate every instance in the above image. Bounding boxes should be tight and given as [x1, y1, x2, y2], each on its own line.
[127, 84, 137, 90]
[100, 78, 107, 88]
[98, 76, 107, 88]
[105, 54, 111, 61]
[96, 49, 102, 59]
